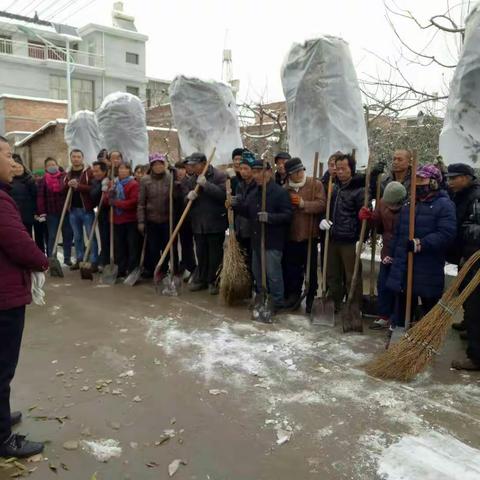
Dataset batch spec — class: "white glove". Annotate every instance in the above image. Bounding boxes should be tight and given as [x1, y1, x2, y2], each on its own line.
[226, 168, 236, 179]
[35, 214, 47, 223]
[187, 191, 198, 201]
[196, 175, 207, 187]
[320, 219, 333, 231]
[101, 177, 109, 192]
[31, 272, 46, 306]
[258, 211, 269, 223]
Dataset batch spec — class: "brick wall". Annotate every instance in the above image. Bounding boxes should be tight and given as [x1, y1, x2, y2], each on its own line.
[146, 104, 173, 127]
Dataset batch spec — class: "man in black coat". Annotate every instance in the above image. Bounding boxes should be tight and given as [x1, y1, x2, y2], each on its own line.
[446, 164, 480, 371]
[234, 160, 292, 313]
[184, 152, 227, 295]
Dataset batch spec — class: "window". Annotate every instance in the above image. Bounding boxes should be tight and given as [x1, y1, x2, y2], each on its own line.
[126, 86, 139, 97]
[126, 52, 139, 64]
[49, 75, 94, 112]
[0, 35, 12, 54]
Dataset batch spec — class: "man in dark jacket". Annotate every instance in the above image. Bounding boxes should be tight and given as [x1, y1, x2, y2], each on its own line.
[229, 147, 244, 194]
[387, 164, 456, 327]
[274, 151, 291, 186]
[321, 153, 365, 313]
[0, 136, 48, 458]
[445, 164, 480, 371]
[381, 149, 412, 194]
[234, 160, 292, 312]
[184, 152, 227, 294]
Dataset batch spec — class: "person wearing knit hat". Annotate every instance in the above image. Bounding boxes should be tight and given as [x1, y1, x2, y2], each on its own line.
[137, 152, 177, 280]
[282, 157, 326, 312]
[359, 181, 407, 329]
[274, 151, 291, 186]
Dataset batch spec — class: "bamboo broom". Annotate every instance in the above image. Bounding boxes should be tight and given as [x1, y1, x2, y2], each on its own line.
[365, 250, 480, 381]
[219, 179, 252, 305]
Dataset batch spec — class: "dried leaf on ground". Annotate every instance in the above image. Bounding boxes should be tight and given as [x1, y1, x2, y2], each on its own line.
[168, 459, 187, 477]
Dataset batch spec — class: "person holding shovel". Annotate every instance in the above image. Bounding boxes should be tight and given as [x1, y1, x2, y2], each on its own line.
[274, 152, 291, 186]
[282, 157, 326, 312]
[0, 135, 48, 458]
[387, 164, 456, 329]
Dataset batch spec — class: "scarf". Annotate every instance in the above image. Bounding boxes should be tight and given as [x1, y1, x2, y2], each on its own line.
[45, 171, 63, 193]
[114, 176, 134, 215]
[288, 176, 307, 192]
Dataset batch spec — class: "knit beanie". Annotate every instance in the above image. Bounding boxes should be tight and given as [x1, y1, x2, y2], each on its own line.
[383, 181, 407, 205]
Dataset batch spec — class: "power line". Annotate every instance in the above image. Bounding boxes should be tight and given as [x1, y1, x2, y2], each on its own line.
[57, 0, 95, 23]
[18, 0, 46, 15]
[37, 0, 69, 17]
[3, 0, 21, 12]
[46, 0, 78, 21]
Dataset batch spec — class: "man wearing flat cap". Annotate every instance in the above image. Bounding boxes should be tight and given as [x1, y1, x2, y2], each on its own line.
[446, 163, 480, 371]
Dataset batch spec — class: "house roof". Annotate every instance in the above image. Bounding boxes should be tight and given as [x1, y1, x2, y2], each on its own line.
[15, 119, 67, 147]
[0, 94, 68, 104]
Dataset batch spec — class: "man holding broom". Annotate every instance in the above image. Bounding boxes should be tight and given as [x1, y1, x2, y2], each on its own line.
[445, 163, 480, 371]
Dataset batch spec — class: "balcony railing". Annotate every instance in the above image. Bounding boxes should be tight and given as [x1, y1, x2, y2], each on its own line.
[0, 38, 104, 68]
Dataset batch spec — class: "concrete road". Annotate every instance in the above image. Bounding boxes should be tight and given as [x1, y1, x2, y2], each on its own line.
[2, 271, 480, 479]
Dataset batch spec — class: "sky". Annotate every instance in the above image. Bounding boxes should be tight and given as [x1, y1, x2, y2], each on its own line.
[0, 0, 473, 110]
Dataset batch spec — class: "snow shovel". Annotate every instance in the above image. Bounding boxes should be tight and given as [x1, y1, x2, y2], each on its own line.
[124, 234, 147, 286]
[342, 154, 373, 333]
[80, 202, 103, 280]
[49, 187, 73, 278]
[154, 147, 216, 283]
[252, 156, 274, 323]
[312, 167, 335, 326]
[362, 173, 383, 318]
[161, 170, 181, 296]
[102, 169, 118, 285]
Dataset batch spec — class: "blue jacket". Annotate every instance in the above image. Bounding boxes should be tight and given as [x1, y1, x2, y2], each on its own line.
[387, 190, 456, 298]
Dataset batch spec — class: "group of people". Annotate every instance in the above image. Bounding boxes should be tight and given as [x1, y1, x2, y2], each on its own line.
[1, 132, 480, 458]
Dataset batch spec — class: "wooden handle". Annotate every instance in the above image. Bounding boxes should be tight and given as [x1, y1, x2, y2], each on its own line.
[369, 173, 383, 296]
[169, 170, 174, 273]
[305, 152, 319, 289]
[260, 155, 268, 291]
[322, 173, 334, 295]
[52, 187, 73, 254]
[82, 201, 102, 262]
[109, 165, 115, 265]
[154, 147, 216, 276]
[226, 178, 234, 234]
[405, 151, 418, 330]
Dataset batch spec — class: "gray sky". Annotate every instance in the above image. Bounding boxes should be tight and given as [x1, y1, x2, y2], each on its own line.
[3, 0, 471, 109]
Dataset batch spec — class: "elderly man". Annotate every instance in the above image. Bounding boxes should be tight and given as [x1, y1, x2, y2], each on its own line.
[381, 149, 412, 193]
[0, 136, 48, 457]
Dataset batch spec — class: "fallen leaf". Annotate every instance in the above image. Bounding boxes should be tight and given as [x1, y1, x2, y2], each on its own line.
[60, 463, 69, 471]
[26, 454, 43, 464]
[63, 440, 79, 451]
[170, 417, 176, 425]
[276, 429, 292, 446]
[146, 461, 159, 468]
[27, 405, 38, 412]
[132, 396, 142, 403]
[13, 462, 27, 471]
[90, 473, 98, 480]
[168, 459, 187, 477]
[81, 386, 90, 392]
[48, 462, 58, 474]
[209, 389, 228, 396]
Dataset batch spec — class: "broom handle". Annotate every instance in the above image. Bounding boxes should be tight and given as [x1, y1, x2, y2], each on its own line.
[52, 187, 73, 255]
[169, 170, 174, 274]
[346, 151, 372, 306]
[369, 173, 383, 297]
[226, 179, 234, 234]
[82, 201, 102, 263]
[109, 165, 116, 266]
[322, 172, 334, 296]
[154, 148, 216, 276]
[405, 151, 418, 330]
[305, 153, 319, 291]
[261, 156, 268, 292]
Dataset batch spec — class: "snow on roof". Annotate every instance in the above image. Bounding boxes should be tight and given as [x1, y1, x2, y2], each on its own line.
[0, 94, 68, 105]
[15, 119, 68, 147]
[79, 23, 148, 41]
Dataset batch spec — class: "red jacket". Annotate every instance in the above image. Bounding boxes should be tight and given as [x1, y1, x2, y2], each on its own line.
[65, 167, 95, 212]
[103, 178, 139, 224]
[0, 185, 48, 310]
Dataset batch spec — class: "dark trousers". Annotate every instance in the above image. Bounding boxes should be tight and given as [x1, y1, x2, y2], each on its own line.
[282, 239, 318, 301]
[179, 224, 197, 273]
[0, 306, 25, 443]
[252, 248, 285, 307]
[98, 210, 110, 267]
[465, 271, 480, 364]
[33, 221, 48, 254]
[145, 222, 170, 275]
[391, 293, 439, 328]
[377, 263, 395, 319]
[194, 233, 225, 285]
[114, 222, 140, 276]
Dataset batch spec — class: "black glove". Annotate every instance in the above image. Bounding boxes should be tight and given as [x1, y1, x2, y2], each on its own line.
[371, 161, 386, 176]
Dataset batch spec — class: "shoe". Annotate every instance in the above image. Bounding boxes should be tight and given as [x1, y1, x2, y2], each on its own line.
[182, 270, 192, 283]
[11, 411, 22, 426]
[284, 294, 301, 311]
[452, 321, 467, 331]
[91, 264, 99, 274]
[460, 331, 468, 341]
[70, 262, 80, 271]
[0, 434, 44, 459]
[451, 358, 480, 371]
[64, 259, 72, 267]
[305, 297, 314, 314]
[208, 284, 219, 295]
[189, 282, 208, 292]
[370, 318, 389, 330]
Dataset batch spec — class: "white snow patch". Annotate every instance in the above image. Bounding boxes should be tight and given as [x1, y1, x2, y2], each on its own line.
[316, 426, 333, 439]
[377, 431, 480, 480]
[81, 439, 122, 462]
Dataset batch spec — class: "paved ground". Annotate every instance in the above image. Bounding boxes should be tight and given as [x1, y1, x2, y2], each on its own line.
[2, 271, 480, 480]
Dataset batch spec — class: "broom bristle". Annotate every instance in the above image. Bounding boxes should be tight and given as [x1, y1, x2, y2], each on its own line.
[219, 234, 252, 305]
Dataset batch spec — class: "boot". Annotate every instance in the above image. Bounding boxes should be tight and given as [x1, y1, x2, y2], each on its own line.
[305, 295, 315, 314]
[189, 282, 208, 292]
[208, 284, 219, 295]
[452, 321, 467, 331]
[0, 434, 44, 459]
[451, 358, 480, 371]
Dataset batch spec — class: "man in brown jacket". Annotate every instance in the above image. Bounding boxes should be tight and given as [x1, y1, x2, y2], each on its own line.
[282, 157, 326, 312]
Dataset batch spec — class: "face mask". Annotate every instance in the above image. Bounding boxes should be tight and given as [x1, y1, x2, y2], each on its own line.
[416, 185, 430, 198]
[46, 166, 58, 174]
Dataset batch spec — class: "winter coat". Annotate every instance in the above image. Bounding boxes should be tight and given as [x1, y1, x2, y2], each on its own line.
[234, 178, 257, 239]
[65, 167, 95, 212]
[37, 172, 69, 216]
[447, 181, 480, 264]
[285, 177, 326, 242]
[0, 184, 48, 310]
[235, 179, 292, 251]
[381, 169, 412, 197]
[138, 172, 183, 225]
[104, 178, 139, 224]
[330, 174, 366, 244]
[10, 172, 37, 226]
[387, 190, 456, 298]
[275, 171, 287, 186]
[184, 165, 228, 235]
[372, 199, 402, 260]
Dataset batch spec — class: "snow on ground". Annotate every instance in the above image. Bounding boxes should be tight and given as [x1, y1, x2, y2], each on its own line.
[81, 439, 122, 462]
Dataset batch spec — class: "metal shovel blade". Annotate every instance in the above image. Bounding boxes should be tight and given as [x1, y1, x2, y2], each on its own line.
[101, 264, 119, 285]
[252, 292, 274, 324]
[311, 297, 336, 327]
[124, 266, 142, 287]
[342, 302, 363, 333]
[79, 261, 94, 281]
[48, 256, 64, 278]
[161, 274, 181, 296]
